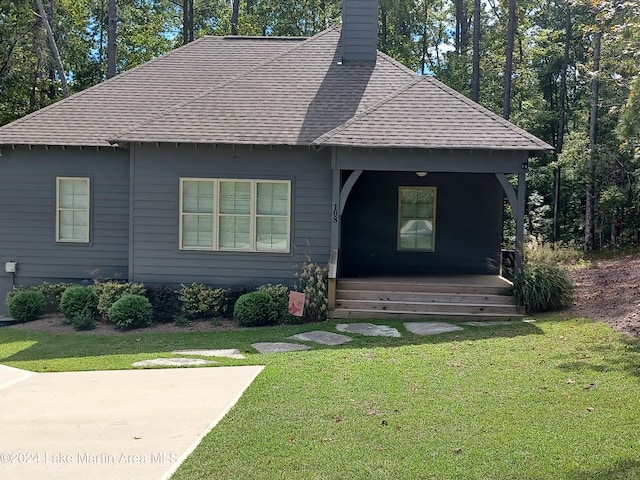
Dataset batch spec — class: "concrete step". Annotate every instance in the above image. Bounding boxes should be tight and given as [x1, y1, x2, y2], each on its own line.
[336, 289, 515, 305]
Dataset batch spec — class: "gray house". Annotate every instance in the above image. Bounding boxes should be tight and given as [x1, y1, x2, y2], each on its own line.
[0, 0, 551, 318]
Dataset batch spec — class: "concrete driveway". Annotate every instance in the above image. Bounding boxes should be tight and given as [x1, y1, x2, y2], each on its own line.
[0, 364, 263, 480]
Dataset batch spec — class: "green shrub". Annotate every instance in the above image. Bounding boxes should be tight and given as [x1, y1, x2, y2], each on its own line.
[178, 283, 226, 319]
[93, 281, 146, 320]
[234, 292, 278, 327]
[221, 284, 253, 317]
[109, 294, 153, 330]
[145, 285, 181, 323]
[257, 283, 300, 324]
[60, 286, 98, 331]
[6, 290, 45, 322]
[295, 260, 328, 323]
[34, 282, 73, 313]
[511, 262, 575, 314]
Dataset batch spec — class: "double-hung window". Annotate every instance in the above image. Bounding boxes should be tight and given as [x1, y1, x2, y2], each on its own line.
[180, 178, 290, 252]
[398, 186, 436, 251]
[56, 177, 90, 243]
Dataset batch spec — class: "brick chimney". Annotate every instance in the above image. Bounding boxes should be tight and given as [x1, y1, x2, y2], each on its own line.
[341, 0, 379, 62]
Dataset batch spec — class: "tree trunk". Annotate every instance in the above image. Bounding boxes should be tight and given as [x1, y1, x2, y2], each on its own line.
[380, 6, 388, 53]
[183, 0, 194, 43]
[585, 29, 601, 251]
[35, 0, 69, 98]
[502, 0, 516, 120]
[107, 0, 117, 79]
[231, 0, 240, 36]
[471, 0, 481, 102]
[553, 5, 571, 241]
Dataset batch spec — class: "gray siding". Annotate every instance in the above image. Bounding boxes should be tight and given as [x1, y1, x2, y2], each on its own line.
[341, 0, 379, 62]
[341, 171, 504, 276]
[0, 147, 130, 313]
[130, 145, 332, 288]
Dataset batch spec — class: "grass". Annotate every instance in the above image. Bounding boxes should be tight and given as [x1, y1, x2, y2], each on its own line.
[2, 316, 640, 479]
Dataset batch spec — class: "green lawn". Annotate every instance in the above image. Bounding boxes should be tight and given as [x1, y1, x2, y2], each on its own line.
[2, 316, 640, 479]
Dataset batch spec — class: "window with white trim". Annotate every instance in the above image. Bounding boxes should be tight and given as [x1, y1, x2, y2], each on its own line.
[56, 177, 90, 243]
[398, 186, 436, 251]
[180, 178, 291, 252]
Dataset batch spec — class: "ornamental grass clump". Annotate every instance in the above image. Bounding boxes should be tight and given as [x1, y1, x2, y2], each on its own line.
[6, 290, 45, 323]
[511, 262, 575, 313]
[295, 260, 328, 323]
[60, 286, 98, 331]
[108, 294, 153, 330]
[234, 292, 278, 327]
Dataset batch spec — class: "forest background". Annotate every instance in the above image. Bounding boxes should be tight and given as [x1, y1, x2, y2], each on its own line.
[1, 0, 639, 252]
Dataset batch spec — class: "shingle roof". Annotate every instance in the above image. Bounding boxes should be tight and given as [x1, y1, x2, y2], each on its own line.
[0, 28, 552, 152]
[312, 77, 552, 150]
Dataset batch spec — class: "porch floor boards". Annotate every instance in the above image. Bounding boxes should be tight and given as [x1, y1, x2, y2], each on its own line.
[329, 275, 525, 321]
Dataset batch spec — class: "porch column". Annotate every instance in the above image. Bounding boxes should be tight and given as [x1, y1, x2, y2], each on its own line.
[515, 171, 526, 276]
[496, 172, 526, 277]
[329, 150, 340, 310]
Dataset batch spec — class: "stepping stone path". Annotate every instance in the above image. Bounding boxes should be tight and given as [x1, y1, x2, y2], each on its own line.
[251, 342, 312, 354]
[336, 323, 401, 338]
[132, 320, 529, 366]
[132, 358, 216, 367]
[404, 322, 463, 336]
[463, 321, 516, 327]
[288, 331, 353, 345]
[172, 349, 246, 359]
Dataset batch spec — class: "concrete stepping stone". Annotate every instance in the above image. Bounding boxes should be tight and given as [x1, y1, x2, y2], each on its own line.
[336, 323, 401, 338]
[404, 322, 463, 336]
[173, 348, 246, 359]
[251, 342, 311, 354]
[132, 358, 216, 367]
[288, 331, 353, 345]
[463, 321, 516, 327]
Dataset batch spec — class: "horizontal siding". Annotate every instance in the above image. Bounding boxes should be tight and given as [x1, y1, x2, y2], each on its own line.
[0, 147, 130, 306]
[341, 0, 379, 62]
[130, 145, 332, 287]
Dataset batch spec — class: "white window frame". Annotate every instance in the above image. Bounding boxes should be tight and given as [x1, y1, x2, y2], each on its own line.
[397, 186, 436, 252]
[56, 177, 90, 243]
[179, 178, 291, 253]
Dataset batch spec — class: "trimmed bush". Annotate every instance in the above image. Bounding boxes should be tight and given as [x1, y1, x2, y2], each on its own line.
[60, 286, 98, 331]
[145, 285, 181, 323]
[511, 262, 575, 314]
[257, 283, 300, 324]
[221, 284, 253, 317]
[178, 283, 226, 320]
[234, 292, 278, 327]
[93, 281, 146, 320]
[6, 290, 45, 323]
[109, 294, 153, 330]
[34, 282, 73, 313]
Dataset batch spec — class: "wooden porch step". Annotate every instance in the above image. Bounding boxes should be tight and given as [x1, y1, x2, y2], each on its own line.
[330, 276, 521, 321]
[328, 308, 524, 321]
[337, 279, 510, 296]
[334, 299, 521, 315]
[336, 289, 515, 305]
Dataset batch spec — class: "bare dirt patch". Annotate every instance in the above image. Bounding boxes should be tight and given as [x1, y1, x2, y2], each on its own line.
[8, 313, 237, 335]
[569, 253, 640, 339]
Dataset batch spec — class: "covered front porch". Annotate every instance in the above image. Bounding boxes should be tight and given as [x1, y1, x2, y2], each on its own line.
[326, 147, 529, 321]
